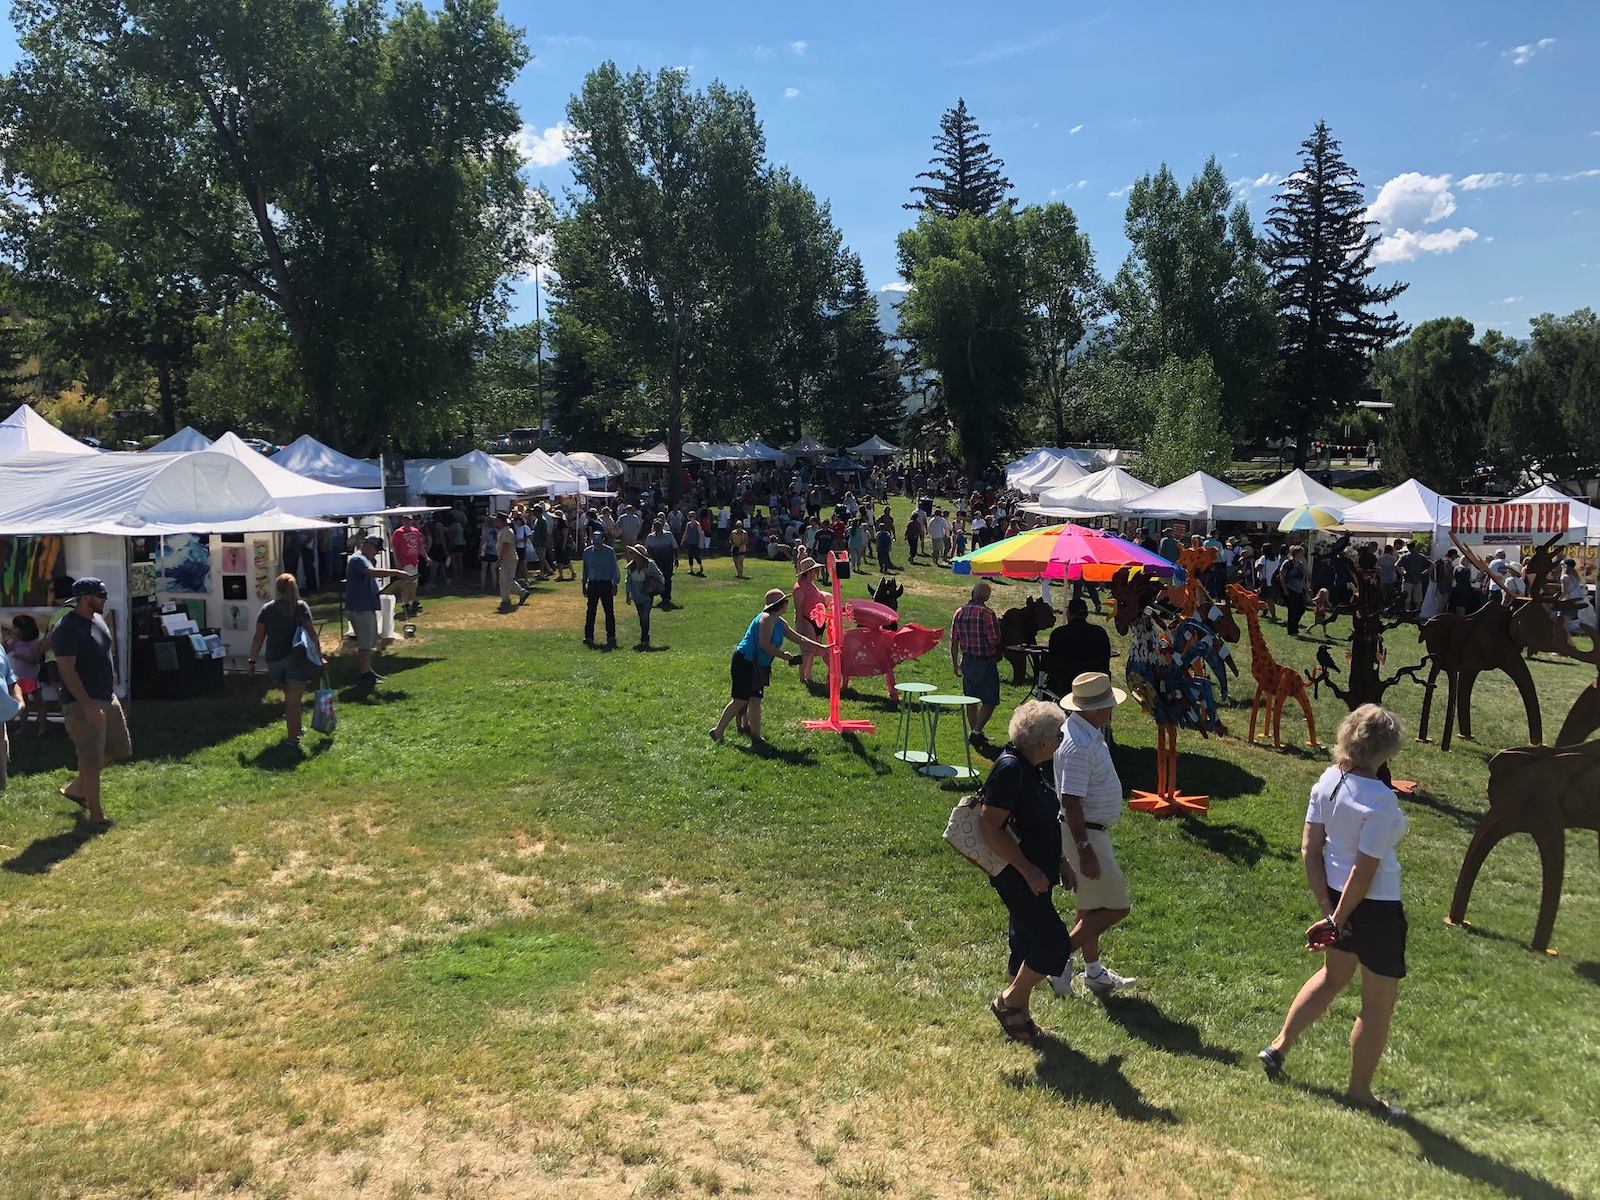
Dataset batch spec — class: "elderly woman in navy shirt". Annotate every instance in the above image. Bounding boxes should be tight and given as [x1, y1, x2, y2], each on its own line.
[979, 698, 1073, 1042]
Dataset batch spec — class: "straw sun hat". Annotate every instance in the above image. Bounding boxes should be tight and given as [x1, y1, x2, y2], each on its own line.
[1059, 672, 1128, 712]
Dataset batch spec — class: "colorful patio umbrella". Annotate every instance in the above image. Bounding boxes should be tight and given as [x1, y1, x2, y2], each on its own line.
[951, 524, 1176, 582]
[1277, 503, 1343, 533]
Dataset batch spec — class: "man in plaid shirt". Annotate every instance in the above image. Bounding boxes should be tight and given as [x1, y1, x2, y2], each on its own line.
[951, 582, 1002, 745]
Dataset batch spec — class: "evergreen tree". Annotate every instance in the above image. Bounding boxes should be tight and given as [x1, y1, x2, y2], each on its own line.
[815, 254, 905, 447]
[905, 99, 1012, 217]
[1266, 121, 1406, 465]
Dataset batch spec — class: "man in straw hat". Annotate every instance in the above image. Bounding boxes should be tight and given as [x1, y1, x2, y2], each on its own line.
[1051, 671, 1138, 997]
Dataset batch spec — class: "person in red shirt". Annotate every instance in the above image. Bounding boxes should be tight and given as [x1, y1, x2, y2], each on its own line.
[391, 517, 427, 616]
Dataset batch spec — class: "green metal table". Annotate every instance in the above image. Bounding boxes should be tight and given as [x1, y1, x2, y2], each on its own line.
[890, 681, 938, 764]
[919, 693, 982, 780]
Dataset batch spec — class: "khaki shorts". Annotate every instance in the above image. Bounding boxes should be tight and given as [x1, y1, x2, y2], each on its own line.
[65, 697, 132, 773]
[350, 610, 379, 650]
[1063, 827, 1132, 910]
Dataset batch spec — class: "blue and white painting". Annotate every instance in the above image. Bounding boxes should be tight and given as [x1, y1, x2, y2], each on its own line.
[158, 533, 211, 596]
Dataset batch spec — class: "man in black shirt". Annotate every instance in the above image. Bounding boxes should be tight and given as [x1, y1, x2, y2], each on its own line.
[50, 577, 129, 831]
[1045, 598, 1112, 699]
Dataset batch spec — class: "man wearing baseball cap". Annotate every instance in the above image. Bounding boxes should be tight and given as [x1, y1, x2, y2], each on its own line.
[346, 535, 409, 685]
[1051, 671, 1137, 997]
[50, 578, 126, 832]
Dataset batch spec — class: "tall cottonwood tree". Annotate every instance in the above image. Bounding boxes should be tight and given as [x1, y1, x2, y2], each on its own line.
[1267, 121, 1406, 464]
[556, 65, 769, 499]
[1374, 317, 1494, 492]
[1018, 202, 1104, 444]
[0, 0, 534, 450]
[906, 99, 1012, 218]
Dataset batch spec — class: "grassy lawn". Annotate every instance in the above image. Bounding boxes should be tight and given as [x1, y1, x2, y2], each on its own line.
[0, 545, 1596, 1199]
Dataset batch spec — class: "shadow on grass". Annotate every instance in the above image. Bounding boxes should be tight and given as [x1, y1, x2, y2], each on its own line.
[733, 739, 818, 767]
[237, 739, 333, 772]
[1399, 786, 1485, 835]
[840, 732, 892, 777]
[1005, 1034, 1178, 1124]
[1099, 994, 1241, 1065]
[3, 818, 100, 875]
[1178, 817, 1289, 868]
[1291, 1081, 1576, 1200]
[1574, 961, 1600, 987]
[1112, 744, 1266, 802]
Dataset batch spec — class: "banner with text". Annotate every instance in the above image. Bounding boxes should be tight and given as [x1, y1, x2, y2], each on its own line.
[1450, 501, 1570, 545]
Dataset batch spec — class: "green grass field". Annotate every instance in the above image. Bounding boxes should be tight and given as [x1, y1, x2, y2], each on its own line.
[1, 546, 1596, 1199]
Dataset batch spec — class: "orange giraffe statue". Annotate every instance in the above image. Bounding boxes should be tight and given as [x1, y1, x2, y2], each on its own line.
[1172, 536, 1216, 616]
[1227, 583, 1320, 749]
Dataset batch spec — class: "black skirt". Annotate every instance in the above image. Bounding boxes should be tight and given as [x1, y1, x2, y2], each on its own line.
[1327, 888, 1407, 979]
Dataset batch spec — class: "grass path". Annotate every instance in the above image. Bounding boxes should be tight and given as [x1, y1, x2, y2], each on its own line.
[0, 552, 1595, 1199]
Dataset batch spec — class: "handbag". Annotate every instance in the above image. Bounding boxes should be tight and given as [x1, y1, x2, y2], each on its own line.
[943, 784, 1020, 877]
[310, 674, 337, 736]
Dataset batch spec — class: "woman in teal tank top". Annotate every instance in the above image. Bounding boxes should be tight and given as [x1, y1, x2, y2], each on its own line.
[710, 588, 827, 746]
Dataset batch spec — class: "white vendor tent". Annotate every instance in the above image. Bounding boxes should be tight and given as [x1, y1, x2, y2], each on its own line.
[415, 450, 542, 497]
[627, 441, 709, 466]
[147, 425, 213, 454]
[1212, 469, 1349, 524]
[555, 451, 626, 480]
[784, 435, 834, 459]
[0, 403, 99, 459]
[1515, 483, 1600, 543]
[1019, 455, 1090, 494]
[517, 448, 585, 494]
[1007, 447, 1103, 488]
[848, 434, 902, 458]
[207, 432, 383, 517]
[1123, 471, 1246, 520]
[740, 439, 791, 464]
[272, 434, 382, 489]
[0, 451, 334, 536]
[1335, 478, 1456, 538]
[1033, 466, 1156, 517]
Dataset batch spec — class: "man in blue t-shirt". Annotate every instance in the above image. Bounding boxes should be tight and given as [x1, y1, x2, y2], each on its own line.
[346, 535, 409, 685]
[50, 577, 127, 831]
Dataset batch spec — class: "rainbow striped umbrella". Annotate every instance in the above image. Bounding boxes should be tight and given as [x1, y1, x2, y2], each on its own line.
[1277, 504, 1343, 533]
[952, 523, 1176, 582]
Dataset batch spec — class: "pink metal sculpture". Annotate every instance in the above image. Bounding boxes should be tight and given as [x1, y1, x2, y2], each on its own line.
[804, 551, 878, 734]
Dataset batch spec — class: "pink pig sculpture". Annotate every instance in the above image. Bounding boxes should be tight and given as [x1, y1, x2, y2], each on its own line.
[831, 598, 945, 696]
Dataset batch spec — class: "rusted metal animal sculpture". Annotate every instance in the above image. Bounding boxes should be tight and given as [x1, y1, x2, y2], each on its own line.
[1446, 738, 1600, 953]
[1306, 561, 1424, 712]
[867, 576, 905, 612]
[1227, 584, 1319, 749]
[1416, 600, 1541, 750]
[999, 596, 1056, 685]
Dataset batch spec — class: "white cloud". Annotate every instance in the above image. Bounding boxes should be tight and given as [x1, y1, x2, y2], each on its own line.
[879, 280, 911, 293]
[783, 87, 801, 99]
[1364, 172, 1457, 227]
[752, 44, 773, 59]
[1508, 37, 1556, 65]
[789, 40, 807, 55]
[1535, 167, 1600, 183]
[1108, 183, 1132, 199]
[1074, 178, 1087, 189]
[1458, 171, 1525, 189]
[954, 29, 1059, 66]
[1371, 226, 1479, 264]
[1069, 123, 1084, 134]
[1500, 296, 1524, 304]
[511, 122, 572, 168]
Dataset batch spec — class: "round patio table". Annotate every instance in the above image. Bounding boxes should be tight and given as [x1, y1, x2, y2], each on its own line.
[890, 681, 938, 764]
[919, 693, 982, 780]
[1013, 644, 1051, 699]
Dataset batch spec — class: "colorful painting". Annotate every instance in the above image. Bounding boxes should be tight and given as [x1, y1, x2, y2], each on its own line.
[220, 545, 247, 574]
[129, 561, 157, 599]
[0, 535, 64, 606]
[252, 538, 271, 600]
[158, 534, 211, 596]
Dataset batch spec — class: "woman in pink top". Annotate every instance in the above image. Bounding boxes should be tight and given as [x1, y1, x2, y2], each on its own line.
[792, 556, 829, 684]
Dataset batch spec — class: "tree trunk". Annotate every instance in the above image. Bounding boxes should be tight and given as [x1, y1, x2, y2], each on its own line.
[155, 360, 177, 435]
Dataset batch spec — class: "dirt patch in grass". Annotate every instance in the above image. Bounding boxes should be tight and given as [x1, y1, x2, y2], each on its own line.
[405, 585, 585, 634]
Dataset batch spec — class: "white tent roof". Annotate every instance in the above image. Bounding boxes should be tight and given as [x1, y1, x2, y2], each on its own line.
[1005, 448, 1060, 481]
[1514, 483, 1600, 542]
[1008, 447, 1103, 487]
[1035, 466, 1156, 516]
[146, 425, 213, 454]
[740, 439, 792, 464]
[1020, 455, 1090, 493]
[848, 434, 902, 456]
[205, 432, 383, 517]
[1336, 478, 1455, 535]
[1212, 469, 1350, 524]
[784, 435, 834, 457]
[271, 434, 382, 489]
[1123, 470, 1246, 519]
[416, 450, 543, 497]
[0, 403, 99, 459]
[627, 441, 709, 465]
[0, 451, 334, 535]
[516, 448, 618, 497]
[555, 451, 626, 480]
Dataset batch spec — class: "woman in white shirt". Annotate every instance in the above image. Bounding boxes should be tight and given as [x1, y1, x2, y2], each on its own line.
[1260, 704, 1409, 1117]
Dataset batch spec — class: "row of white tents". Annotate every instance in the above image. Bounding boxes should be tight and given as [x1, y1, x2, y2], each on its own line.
[625, 433, 902, 467]
[1005, 445, 1600, 543]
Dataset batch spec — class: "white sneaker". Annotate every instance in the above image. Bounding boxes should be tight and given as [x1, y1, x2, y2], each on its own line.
[1047, 970, 1075, 998]
[1083, 966, 1138, 995]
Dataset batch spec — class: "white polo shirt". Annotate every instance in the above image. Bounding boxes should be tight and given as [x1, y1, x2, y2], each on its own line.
[1054, 712, 1124, 826]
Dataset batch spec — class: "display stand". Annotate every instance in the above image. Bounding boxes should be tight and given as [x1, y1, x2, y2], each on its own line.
[803, 551, 877, 735]
[131, 628, 225, 700]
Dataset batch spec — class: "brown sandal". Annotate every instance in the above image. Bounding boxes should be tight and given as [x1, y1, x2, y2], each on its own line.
[990, 994, 1038, 1042]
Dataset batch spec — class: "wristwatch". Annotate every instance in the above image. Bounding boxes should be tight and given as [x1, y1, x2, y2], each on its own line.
[1075, 838, 1092, 850]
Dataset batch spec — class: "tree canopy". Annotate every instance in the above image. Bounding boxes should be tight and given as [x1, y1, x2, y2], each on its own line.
[906, 99, 1012, 218]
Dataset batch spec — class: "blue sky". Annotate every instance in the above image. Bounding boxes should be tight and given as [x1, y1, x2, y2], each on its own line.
[5, 2, 1597, 337]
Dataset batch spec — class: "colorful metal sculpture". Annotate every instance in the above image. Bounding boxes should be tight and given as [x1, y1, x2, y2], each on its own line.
[1227, 584, 1319, 749]
[1306, 559, 1424, 711]
[1446, 738, 1600, 953]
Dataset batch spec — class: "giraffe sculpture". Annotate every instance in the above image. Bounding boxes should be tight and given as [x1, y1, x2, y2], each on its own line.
[1227, 583, 1319, 749]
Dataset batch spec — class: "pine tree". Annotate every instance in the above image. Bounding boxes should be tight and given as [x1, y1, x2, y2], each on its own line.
[906, 99, 1012, 217]
[1267, 121, 1406, 465]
